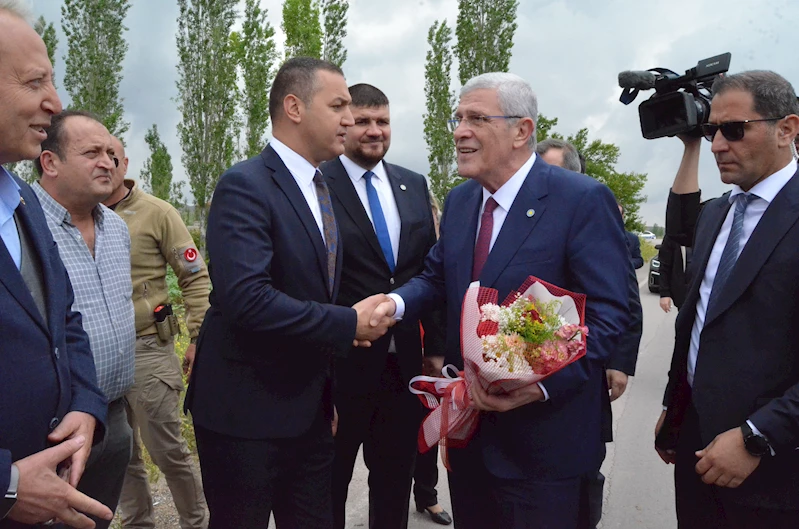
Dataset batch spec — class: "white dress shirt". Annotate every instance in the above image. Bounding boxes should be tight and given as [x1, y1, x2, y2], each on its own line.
[687, 159, 796, 445]
[269, 138, 326, 244]
[339, 155, 401, 262]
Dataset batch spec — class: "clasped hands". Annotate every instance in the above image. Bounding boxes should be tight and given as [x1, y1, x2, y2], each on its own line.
[655, 410, 762, 489]
[352, 294, 398, 347]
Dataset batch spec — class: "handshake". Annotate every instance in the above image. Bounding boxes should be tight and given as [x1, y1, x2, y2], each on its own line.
[352, 294, 399, 347]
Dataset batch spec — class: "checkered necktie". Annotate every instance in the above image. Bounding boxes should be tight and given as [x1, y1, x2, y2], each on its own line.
[313, 170, 338, 296]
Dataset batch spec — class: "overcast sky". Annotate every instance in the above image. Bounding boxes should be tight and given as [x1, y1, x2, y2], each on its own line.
[29, 0, 799, 226]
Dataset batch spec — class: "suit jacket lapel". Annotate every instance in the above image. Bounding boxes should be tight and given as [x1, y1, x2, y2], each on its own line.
[479, 163, 548, 288]
[324, 158, 388, 271]
[453, 183, 483, 291]
[0, 201, 49, 334]
[386, 164, 412, 272]
[677, 194, 732, 329]
[262, 146, 329, 295]
[706, 174, 799, 325]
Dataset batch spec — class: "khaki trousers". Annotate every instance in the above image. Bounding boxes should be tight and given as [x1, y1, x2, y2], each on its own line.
[119, 335, 208, 529]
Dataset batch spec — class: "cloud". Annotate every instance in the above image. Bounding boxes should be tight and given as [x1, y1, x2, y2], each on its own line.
[31, 0, 799, 225]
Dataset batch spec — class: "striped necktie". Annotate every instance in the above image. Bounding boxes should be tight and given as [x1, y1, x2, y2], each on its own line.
[706, 193, 756, 313]
[313, 170, 338, 296]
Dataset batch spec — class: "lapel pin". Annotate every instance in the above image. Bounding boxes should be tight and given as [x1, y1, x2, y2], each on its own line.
[399, 184, 407, 191]
[526, 208, 535, 218]
[19, 197, 25, 206]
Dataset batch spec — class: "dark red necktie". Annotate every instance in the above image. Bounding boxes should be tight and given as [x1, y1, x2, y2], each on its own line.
[472, 197, 498, 281]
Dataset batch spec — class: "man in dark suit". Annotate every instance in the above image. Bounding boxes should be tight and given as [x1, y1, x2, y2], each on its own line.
[320, 84, 445, 529]
[655, 70, 799, 528]
[184, 58, 394, 529]
[370, 72, 631, 529]
[0, 5, 112, 528]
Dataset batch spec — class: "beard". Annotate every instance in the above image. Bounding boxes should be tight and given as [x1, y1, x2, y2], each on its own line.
[348, 140, 389, 168]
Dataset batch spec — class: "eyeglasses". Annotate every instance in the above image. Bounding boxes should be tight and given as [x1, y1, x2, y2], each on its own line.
[700, 117, 785, 142]
[447, 115, 524, 133]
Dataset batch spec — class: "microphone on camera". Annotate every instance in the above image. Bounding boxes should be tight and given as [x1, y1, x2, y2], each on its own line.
[618, 70, 659, 90]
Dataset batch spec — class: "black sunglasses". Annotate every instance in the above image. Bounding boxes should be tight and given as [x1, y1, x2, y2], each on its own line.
[701, 117, 785, 142]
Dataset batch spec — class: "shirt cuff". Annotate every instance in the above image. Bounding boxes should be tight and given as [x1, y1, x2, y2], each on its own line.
[538, 382, 550, 402]
[387, 293, 405, 321]
[747, 420, 776, 456]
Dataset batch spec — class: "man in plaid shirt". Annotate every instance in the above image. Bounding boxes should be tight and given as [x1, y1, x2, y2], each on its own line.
[33, 110, 136, 529]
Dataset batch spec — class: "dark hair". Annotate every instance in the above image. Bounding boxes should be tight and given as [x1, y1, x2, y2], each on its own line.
[536, 138, 582, 173]
[712, 70, 799, 119]
[348, 83, 389, 108]
[34, 109, 102, 176]
[578, 151, 586, 174]
[269, 57, 344, 124]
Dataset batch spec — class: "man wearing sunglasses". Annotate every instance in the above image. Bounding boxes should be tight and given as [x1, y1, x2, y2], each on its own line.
[656, 70, 799, 528]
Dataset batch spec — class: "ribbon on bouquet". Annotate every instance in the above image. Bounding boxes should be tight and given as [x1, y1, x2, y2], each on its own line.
[409, 365, 480, 470]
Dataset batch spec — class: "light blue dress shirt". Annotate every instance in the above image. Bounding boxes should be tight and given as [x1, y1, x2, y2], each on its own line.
[0, 167, 22, 269]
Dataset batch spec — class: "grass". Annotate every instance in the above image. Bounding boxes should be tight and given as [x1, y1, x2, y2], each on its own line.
[640, 237, 658, 262]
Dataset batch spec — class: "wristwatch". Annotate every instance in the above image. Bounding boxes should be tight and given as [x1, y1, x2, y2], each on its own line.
[741, 422, 772, 457]
[1, 464, 19, 519]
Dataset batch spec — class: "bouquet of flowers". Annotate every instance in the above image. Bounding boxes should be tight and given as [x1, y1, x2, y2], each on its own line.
[410, 276, 588, 465]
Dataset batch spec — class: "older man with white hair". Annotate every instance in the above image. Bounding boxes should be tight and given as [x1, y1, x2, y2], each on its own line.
[0, 1, 113, 528]
[371, 72, 632, 528]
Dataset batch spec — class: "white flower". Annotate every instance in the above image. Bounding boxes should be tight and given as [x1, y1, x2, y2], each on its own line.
[480, 303, 501, 322]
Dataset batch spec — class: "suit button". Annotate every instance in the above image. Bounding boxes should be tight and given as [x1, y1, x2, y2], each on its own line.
[389, 277, 395, 285]
[54, 347, 60, 359]
[49, 417, 60, 430]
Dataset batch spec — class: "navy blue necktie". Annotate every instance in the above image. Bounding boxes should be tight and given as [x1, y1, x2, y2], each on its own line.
[707, 193, 756, 313]
[313, 170, 338, 296]
[363, 171, 395, 273]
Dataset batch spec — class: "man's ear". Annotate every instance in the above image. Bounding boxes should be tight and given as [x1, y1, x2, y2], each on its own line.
[778, 115, 799, 147]
[38, 151, 59, 178]
[514, 117, 535, 148]
[283, 94, 304, 125]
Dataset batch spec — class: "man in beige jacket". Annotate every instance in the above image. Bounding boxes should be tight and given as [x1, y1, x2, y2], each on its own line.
[104, 136, 210, 529]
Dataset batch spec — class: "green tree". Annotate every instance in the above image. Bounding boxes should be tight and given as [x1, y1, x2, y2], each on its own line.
[282, 0, 322, 59]
[321, 0, 348, 67]
[423, 20, 460, 206]
[176, 0, 240, 227]
[538, 120, 648, 231]
[231, 0, 278, 159]
[139, 124, 178, 203]
[4, 16, 59, 180]
[455, 0, 519, 85]
[61, 0, 131, 136]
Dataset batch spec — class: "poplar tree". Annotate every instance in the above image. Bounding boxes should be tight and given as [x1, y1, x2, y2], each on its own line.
[175, 0, 239, 226]
[282, 0, 322, 59]
[61, 0, 131, 136]
[321, 0, 348, 67]
[139, 125, 174, 202]
[455, 0, 519, 84]
[423, 20, 459, 206]
[232, 0, 278, 159]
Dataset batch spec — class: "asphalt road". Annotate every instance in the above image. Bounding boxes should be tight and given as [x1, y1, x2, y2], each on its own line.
[271, 267, 679, 529]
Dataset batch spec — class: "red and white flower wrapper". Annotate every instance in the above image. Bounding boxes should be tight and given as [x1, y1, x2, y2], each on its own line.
[409, 276, 588, 469]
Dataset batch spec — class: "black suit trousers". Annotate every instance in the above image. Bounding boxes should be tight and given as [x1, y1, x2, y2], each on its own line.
[332, 356, 419, 529]
[194, 407, 334, 529]
[675, 404, 799, 529]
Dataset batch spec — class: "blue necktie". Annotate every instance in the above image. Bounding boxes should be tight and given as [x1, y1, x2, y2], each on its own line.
[363, 171, 395, 273]
[707, 193, 756, 313]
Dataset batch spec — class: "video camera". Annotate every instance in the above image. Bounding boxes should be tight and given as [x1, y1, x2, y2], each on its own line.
[618, 53, 731, 139]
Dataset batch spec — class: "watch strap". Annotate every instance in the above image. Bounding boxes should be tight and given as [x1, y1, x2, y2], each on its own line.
[1, 464, 18, 519]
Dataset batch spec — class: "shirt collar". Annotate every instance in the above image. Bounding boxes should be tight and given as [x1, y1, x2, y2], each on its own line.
[340, 155, 388, 184]
[481, 153, 537, 212]
[269, 137, 319, 187]
[0, 166, 21, 224]
[729, 158, 797, 204]
[32, 181, 106, 229]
